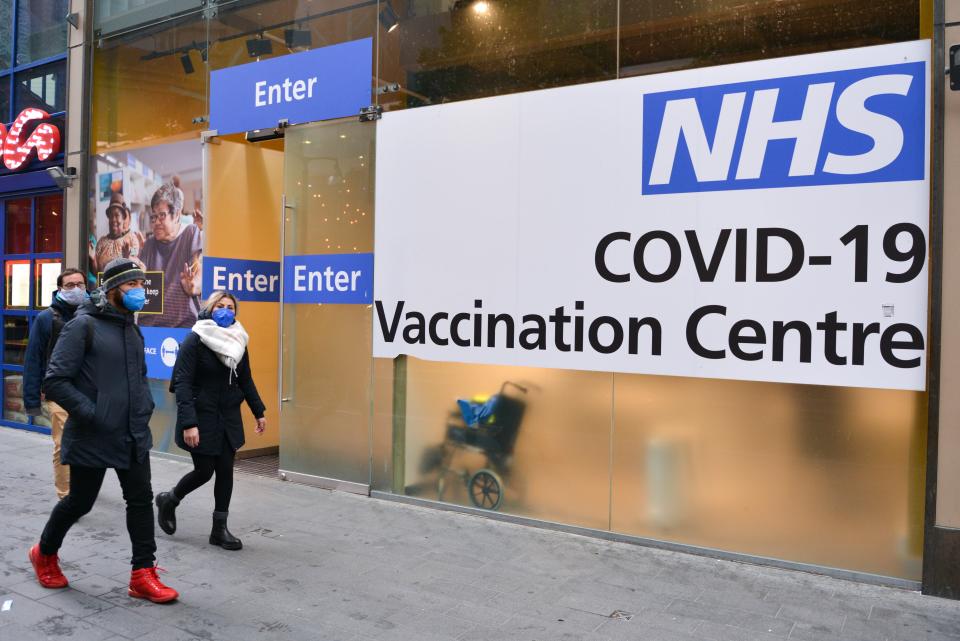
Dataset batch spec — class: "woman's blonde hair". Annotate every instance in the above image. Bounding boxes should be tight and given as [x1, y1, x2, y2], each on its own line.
[202, 290, 238, 316]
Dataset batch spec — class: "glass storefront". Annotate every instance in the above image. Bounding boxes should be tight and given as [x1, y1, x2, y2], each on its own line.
[89, 0, 927, 581]
[0, 193, 65, 432]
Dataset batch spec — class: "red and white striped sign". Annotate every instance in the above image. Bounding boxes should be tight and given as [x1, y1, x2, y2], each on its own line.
[0, 108, 61, 171]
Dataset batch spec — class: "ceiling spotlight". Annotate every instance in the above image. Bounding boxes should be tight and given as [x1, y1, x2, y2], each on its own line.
[180, 51, 195, 74]
[379, 2, 399, 33]
[284, 29, 312, 49]
[246, 37, 273, 58]
[473, 1, 490, 15]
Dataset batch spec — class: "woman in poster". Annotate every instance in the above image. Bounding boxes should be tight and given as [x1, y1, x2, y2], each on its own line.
[93, 192, 143, 272]
[138, 178, 203, 328]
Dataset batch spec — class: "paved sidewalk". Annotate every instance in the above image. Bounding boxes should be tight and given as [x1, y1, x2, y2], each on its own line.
[1, 427, 959, 641]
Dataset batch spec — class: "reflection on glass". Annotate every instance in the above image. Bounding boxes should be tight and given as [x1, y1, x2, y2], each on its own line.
[14, 61, 65, 113]
[0, 1, 11, 71]
[0, 77, 10, 122]
[3, 315, 28, 365]
[92, 16, 207, 151]
[35, 259, 62, 309]
[3, 370, 27, 423]
[35, 194, 63, 253]
[610, 374, 925, 580]
[15, 0, 68, 65]
[206, 0, 377, 72]
[5, 198, 30, 254]
[5, 260, 29, 308]
[618, 0, 919, 77]
[393, 358, 613, 529]
[378, 0, 617, 111]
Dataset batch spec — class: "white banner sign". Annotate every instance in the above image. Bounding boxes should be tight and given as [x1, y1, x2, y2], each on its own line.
[374, 41, 930, 391]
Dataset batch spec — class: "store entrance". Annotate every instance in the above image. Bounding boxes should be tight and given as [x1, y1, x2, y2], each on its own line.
[278, 118, 374, 492]
[204, 117, 374, 490]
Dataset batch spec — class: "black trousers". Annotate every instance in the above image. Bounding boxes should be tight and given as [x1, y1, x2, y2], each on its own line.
[39, 448, 156, 570]
[173, 440, 235, 512]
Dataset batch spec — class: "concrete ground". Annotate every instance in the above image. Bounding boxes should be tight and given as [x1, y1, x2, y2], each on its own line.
[1, 426, 959, 641]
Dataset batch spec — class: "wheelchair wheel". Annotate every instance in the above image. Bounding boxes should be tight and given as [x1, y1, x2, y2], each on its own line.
[468, 469, 503, 510]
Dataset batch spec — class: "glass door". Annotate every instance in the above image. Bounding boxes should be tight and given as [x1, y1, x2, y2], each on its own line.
[279, 118, 375, 492]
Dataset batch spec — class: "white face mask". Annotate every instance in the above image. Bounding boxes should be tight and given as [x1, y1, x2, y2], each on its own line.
[58, 287, 87, 306]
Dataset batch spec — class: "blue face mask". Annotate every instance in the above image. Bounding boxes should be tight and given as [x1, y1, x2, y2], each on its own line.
[212, 308, 235, 328]
[57, 287, 87, 307]
[121, 287, 146, 312]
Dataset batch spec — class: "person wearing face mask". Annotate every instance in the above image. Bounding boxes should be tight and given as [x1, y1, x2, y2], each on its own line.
[155, 291, 266, 550]
[27, 258, 179, 603]
[23, 268, 87, 499]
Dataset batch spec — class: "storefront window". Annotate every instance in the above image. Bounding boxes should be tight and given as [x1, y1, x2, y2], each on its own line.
[92, 14, 207, 151]
[618, 0, 920, 77]
[4, 198, 30, 254]
[15, 0, 68, 65]
[0, 77, 10, 122]
[34, 259, 61, 309]
[35, 194, 63, 254]
[3, 370, 26, 423]
[0, 0, 11, 72]
[2, 315, 27, 365]
[0, 193, 66, 431]
[14, 61, 66, 113]
[377, 0, 618, 111]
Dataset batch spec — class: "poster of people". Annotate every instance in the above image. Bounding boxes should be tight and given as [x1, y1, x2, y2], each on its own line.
[89, 140, 203, 329]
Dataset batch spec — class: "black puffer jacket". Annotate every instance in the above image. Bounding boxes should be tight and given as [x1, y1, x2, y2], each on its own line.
[170, 331, 265, 456]
[44, 292, 155, 469]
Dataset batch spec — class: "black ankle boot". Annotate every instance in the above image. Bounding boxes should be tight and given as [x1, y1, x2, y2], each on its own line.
[210, 511, 242, 550]
[155, 491, 180, 535]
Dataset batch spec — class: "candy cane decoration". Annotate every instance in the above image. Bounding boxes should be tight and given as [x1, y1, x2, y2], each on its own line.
[1, 108, 61, 171]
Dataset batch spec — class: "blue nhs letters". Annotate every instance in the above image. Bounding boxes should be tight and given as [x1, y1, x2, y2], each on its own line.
[641, 62, 925, 194]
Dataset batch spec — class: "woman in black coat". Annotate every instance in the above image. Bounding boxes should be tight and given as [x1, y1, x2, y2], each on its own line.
[155, 290, 266, 550]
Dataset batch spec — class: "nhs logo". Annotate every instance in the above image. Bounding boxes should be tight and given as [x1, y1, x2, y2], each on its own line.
[641, 62, 926, 194]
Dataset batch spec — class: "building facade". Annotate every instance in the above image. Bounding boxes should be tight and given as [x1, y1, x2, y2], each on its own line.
[0, 1, 70, 435]
[18, 0, 959, 597]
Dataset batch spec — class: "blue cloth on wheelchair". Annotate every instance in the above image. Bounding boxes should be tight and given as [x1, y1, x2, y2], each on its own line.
[457, 396, 499, 427]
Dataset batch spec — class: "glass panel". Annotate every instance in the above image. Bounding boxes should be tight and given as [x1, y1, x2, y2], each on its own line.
[3, 370, 26, 423]
[15, 0, 68, 65]
[5, 259, 29, 308]
[35, 193, 63, 253]
[393, 358, 613, 527]
[0, 1, 11, 72]
[377, 0, 617, 111]
[94, 0, 202, 37]
[14, 60, 65, 113]
[280, 120, 374, 483]
[91, 14, 206, 151]
[4, 198, 30, 254]
[35, 259, 62, 309]
[611, 375, 925, 580]
[204, 134, 283, 452]
[3, 315, 28, 364]
[0, 74, 10, 122]
[618, 0, 920, 78]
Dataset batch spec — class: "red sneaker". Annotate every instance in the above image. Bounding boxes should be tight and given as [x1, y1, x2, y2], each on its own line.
[28, 544, 68, 589]
[128, 565, 179, 603]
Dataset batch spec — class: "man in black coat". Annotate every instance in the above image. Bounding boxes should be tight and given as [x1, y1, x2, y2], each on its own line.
[27, 258, 179, 603]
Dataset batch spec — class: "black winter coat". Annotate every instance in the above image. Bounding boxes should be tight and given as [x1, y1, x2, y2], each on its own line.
[170, 332, 265, 456]
[44, 298, 154, 469]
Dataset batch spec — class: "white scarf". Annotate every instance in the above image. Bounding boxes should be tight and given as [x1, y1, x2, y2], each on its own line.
[191, 319, 249, 382]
